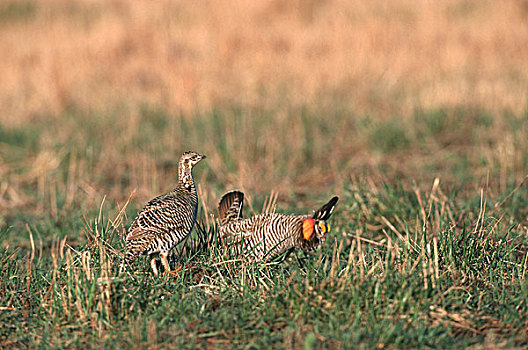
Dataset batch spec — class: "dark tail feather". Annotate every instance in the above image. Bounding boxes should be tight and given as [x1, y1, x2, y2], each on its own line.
[218, 190, 244, 226]
[312, 196, 339, 220]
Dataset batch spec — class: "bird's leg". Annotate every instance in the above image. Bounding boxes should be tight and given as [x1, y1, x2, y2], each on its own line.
[294, 250, 306, 270]
[169, 265, 183, 276]
[160, 253, 171, 274]
[274, 248, 294, 264]
[161, 252, 182, 276]
[150, 256, 159, 277]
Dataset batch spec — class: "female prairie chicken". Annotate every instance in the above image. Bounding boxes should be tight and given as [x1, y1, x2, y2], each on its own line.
[121, 151, 206, 276]
[217, 191, 338, 262]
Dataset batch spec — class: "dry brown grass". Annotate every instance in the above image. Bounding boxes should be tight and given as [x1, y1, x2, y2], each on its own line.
[1, 0, 528, 220]
[1, 0, 527, 125]
[1, 3, 528, 346]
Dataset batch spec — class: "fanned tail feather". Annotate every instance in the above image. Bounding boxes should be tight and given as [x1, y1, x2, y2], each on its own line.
[312, 196, 339, 220]
[218, 190, 245, 226]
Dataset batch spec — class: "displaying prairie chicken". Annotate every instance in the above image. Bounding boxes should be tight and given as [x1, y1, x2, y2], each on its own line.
[217, 191, 338, 262]
[121, 151, 206, 276]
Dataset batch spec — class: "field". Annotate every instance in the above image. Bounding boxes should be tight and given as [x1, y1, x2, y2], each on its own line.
[1, 0, 528, 348]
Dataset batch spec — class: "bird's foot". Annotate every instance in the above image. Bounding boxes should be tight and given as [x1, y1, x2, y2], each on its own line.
[166, 265, 183, 277]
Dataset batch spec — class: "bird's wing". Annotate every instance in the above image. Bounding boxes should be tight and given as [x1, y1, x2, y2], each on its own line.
[126, 226, 163, 242]
[129, 195, 187, 234]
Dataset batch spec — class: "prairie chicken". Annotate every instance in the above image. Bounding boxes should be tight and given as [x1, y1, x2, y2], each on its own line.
[217, 191, 338, 262]
[121, 151, 206, 276]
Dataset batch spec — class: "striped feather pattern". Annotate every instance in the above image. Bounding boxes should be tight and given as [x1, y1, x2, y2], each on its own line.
[218, 192, 338, 261]
[217, 190, 244, 225]
[122, 151, 206, 274]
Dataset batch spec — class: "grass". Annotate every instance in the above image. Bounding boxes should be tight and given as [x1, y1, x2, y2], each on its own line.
[1, 175, 527, 348]
[1, 1, 527, 124]
[0, 1, 36, 25]
[1, 0, 528, 347]
[1, 104, 528, 348]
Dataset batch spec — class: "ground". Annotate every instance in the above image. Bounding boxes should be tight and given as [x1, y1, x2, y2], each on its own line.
[1, 0, 528, 348]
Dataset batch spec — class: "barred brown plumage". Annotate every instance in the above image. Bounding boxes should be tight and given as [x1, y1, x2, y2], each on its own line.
[121, 151, 206, 276]
[217, 191, 338, 261]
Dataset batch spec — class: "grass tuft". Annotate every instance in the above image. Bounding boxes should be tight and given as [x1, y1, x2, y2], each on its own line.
[368, 118, 410, 154]
[2, 179, 528, 347]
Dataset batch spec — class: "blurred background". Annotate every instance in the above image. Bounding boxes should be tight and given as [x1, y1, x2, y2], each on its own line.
[1, 0, 527, 232]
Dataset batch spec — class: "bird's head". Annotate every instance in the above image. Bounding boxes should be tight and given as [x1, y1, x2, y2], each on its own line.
[180, 151, 207, 169]
[302, 218, 331, 242]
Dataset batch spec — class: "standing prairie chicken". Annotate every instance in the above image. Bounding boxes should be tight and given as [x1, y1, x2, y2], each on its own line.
[121, 151, 206, 276]
[217, 191, 338, 262]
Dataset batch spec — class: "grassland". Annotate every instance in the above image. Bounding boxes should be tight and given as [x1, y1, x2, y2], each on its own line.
[1, 0, 528, 348]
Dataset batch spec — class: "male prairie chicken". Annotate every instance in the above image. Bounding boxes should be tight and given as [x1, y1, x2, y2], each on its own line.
[121, 151, 206, 276]
[217, 191, 338, 262]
